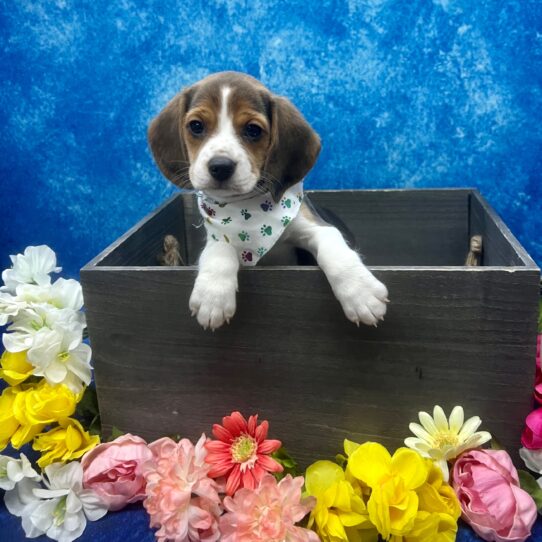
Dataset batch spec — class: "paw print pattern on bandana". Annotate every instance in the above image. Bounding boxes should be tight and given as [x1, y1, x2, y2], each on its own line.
[260, 224, 272, 237]
[197, 181, 304, 267]
[201, 202, 216, 217]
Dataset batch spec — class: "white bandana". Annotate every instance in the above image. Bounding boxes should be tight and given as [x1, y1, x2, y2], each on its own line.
[196, 182, 304, 266]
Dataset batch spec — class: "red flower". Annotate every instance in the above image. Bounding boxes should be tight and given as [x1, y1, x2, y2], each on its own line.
[204, 411, 283, 495]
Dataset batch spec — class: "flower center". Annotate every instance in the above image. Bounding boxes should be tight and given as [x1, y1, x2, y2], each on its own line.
[432, 431, 459, 448]
[57, 351, 70, 363]
[231, 434, 257, 464]
[53, 496, 67, 526]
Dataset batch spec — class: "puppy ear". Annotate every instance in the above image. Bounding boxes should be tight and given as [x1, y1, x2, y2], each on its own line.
[148, 88, 193, 188]
[264, 96, 321, 202]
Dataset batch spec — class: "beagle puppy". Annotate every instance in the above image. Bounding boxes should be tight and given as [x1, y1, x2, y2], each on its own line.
[148, 71, 388, 330]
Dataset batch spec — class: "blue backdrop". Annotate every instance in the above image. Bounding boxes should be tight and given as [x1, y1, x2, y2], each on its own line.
[1, 0, 541, 276]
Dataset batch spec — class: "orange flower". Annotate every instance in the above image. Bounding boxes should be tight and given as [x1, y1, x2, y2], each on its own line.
[204, 411, 283, 495]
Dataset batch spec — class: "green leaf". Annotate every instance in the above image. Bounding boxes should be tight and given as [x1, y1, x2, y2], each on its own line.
[108, 426, 125, 441]
[75, 386, 101, 436]
[335, 453, 348, 469]
[271, 447, 300, 481]
[489, 436, 504, 451]
[518, 469, 542, 511]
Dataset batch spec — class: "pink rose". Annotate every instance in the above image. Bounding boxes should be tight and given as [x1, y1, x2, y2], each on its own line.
[522, 407, 542, 449]
[453, 449, 537, 542]
[534, 335, 542, 404]
[81, 433, 153, 511]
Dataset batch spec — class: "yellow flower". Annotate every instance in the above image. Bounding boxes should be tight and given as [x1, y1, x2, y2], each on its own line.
[33, 418, 100, 468]
[0, 351, 34, 386]
[417, 460, 460, 521]
[305, 460, 377, 542]
[10, 380, 79, 449]
[347, 443, 429, 540]
[0, 386, 20, 450]
[392, 511, 457, 542]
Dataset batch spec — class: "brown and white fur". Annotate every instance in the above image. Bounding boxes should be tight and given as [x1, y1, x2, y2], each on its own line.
[148, 71, 388, 330]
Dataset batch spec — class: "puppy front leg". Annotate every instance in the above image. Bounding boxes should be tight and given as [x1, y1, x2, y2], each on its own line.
[290, 215, 389, 326]
[189, 241, 239, 330]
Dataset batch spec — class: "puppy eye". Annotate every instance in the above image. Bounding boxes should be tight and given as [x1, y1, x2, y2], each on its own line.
[188, 120, 204, 136]
[244, 123, 263, 141]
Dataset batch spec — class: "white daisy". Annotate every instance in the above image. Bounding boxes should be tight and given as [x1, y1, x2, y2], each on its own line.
[404, 405, 492, 481]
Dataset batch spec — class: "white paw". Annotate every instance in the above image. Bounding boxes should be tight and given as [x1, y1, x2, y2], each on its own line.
[332, 268, 389, 327]
[189, 275, 237, 330]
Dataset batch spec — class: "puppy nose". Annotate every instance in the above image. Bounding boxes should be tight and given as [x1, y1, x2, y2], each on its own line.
[208, 156, 236, 182]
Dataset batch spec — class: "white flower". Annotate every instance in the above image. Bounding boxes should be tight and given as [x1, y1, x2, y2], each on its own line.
[1, 245, 61, 293]
[404, 405, 492, 481]
[4, 477, 44, 538]
[3, 304, 85, 354]
[15, 278, 84, 312]
[27, 327, 92, 393]
[0, 453, 41, 491]
[519, 447, 542, 474]
[7, 462, 107, 542]
[0, 291, 28, 326]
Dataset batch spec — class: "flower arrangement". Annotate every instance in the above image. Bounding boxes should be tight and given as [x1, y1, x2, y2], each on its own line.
[0, 246, 541, 542]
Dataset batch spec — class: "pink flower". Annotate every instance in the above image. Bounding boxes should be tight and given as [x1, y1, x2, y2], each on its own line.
[81, 433, 153, 511]
[143, 434, 221, 542]
[521, 407, 542, 449]
[205, 411, 283, 496]
[534, 335, 542, 404]
[219, 474, 319, 542]
[453, 449, 537, 542]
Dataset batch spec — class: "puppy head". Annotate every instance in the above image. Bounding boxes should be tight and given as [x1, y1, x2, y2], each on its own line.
[148, 72, 321, 201]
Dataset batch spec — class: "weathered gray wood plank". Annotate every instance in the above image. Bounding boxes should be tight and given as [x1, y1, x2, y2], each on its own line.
[81, 266, 540, 466]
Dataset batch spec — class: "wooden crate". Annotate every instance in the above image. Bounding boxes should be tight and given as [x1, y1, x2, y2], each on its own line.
[80, 189, 540, 466]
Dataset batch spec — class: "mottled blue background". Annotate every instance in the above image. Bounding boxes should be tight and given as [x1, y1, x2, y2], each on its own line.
[0, 0, 541, 277]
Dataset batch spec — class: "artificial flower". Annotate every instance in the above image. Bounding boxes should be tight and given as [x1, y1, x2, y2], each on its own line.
[205, 411, 283, 495]
[81, 433, 153, 511]
[347, 442, 428, 540]
[305, 459, 375, 542]
[0, 350, 34, 385]
[0, 386, 20, 449]
[7, 461, 107, 542]
[453, 449, 537, 542]
[220, 473, 318, 542]
[27, 325, 92, 393]
[9, 379, 79, 449]
[1, 245, 61, 293]
[519, 447, 542, 474]
[521, 408, 542, 450]
[0, 291, 27, 326]
[0, 452, 41, 490]
[33, 418, 100, 468]
[400, 511, 458, 542]
[535, 335, 542, 404]
[15, 277, 84, 311]
[4, 477, 44, 538]
[404, 405, 491, 481]
[417, 460, 460, 520]
[143, 434, 221, 542]
[3, 303, 85, 355]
